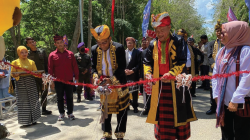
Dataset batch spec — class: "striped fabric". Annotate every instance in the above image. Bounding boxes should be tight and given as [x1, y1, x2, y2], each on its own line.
[15, 76, 41, 125]
[154, 82, 190, 140]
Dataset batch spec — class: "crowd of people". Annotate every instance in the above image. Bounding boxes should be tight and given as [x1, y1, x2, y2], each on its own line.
[0, 11, 250, 140]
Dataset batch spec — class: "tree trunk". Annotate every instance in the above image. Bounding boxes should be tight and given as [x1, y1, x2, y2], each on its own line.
[9, 26, 19, 59]
[87, 0, 92, 54]
[70, 0, 84, 53]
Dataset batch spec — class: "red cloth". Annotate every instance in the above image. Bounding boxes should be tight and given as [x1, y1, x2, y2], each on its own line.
[48, 49, 79, 81]
[158, 16, 171, 27]
[158, 39, 170, 75]
[154, 83, 190, 140]
[84, 48, 89, 53]
[146, 30, 156, 38]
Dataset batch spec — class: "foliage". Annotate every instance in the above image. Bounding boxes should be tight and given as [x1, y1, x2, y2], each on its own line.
[3, 0, 210, 60]
[214, 0, 249, 24]
[151, 0, 207, 43]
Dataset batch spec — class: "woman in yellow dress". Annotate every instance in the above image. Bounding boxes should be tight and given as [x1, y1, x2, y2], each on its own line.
[11, 46, 41, 126]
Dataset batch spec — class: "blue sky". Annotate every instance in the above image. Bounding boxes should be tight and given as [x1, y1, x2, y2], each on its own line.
[194, 0, 218, 34]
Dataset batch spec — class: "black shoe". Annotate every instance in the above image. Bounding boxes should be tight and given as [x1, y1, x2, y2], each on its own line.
[77, 98, 81, 103]
[86, 97, 93, 101]
[32, 122, 37, 125]
[134, 108, 139, 113]
[117, 138, 123, 140]
[206, 109, 216, 115]
[127, 106, 130, 110]
[197, 86, 204, 89]
[42, 110, 52, 115]
[142, 110, 149, 115]
[191, 94, 197, 97]
[100, 137, 112, 140]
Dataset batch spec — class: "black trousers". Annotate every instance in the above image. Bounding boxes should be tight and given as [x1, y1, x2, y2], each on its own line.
[35, 78, 48, 110]
[144, 94, 151, 112]
[102, 109, 128, 134]
[131, 91, 138, 109]
[77, 75, 91, 99]
[210, 88, 217, 111]
[190, 82, 196, 96]
[200, 65, 210, 88]
[221, 105, 250, 140]
[187, 68, 197, 96]
[55, 81, 74, 115]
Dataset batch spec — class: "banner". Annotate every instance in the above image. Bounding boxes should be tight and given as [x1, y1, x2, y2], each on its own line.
[227, 7, 238, 22]
[142, 0, 152, 37]
[245, 0, 250, 22]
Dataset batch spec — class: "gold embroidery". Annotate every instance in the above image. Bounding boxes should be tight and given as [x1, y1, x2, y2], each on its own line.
[103, 132, 112, 138]
[96, 47, 103, 76]
[115, 132, 125, 138]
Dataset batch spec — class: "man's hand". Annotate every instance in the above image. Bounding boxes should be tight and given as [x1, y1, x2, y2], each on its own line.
[125, 69, 134, 75]
[161, 73, 171, 83]
[0, 74, 5, 78]
[82, 69, 88, 75]
[215, 98, 218, 105]
[228, 102, 238, 112]
[50, 82, 55, 89]
[103, 78, 112, 85]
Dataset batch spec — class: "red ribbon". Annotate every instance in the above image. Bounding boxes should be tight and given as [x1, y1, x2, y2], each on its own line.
[2, 60, 250, 90]
[111, 0, 115, 35]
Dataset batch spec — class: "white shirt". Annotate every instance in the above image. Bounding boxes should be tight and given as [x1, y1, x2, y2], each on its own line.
[125, 48, 134, 66]
[212, 46, 250, 105]
[102, 48, 113, 77]
[186, 45, 191, 68]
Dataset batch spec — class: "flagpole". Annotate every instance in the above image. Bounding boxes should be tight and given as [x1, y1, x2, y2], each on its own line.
[79, 0, 84, 42]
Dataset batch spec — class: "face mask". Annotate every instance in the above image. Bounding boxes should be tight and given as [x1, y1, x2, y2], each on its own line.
[80, 48, 85, 52]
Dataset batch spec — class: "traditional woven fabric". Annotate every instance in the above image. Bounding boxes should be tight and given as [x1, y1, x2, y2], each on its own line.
[154, 82, 190, 140]
[15, 76, 41, 125]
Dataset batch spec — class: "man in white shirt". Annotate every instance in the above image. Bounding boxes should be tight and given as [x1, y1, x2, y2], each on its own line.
[199, 35, 210, 91]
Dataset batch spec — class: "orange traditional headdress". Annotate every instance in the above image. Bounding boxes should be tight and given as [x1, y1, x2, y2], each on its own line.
[177, 29, 188, 37]
[215, 19, 222, 31]
[90, 25, 110, 41]
[151, 12, 171, 29]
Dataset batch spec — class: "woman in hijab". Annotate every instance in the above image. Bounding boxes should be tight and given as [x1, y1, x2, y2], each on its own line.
[212, 21, 250, 140]
[11, 46, 41, 126]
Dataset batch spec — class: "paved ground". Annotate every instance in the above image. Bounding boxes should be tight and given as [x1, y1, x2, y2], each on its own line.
[1, 82, 221, 140]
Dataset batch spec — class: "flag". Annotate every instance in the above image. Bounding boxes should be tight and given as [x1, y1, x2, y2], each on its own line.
[142, 0, 152, 37]
[245, 0, 250, 22]
[227, 7, 238, 22]
[111, 0, 115, 34]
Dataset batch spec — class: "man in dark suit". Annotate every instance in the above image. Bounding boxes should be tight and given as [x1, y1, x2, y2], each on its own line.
[206, 20, 223, 115]
[125, 37, 141, 113]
